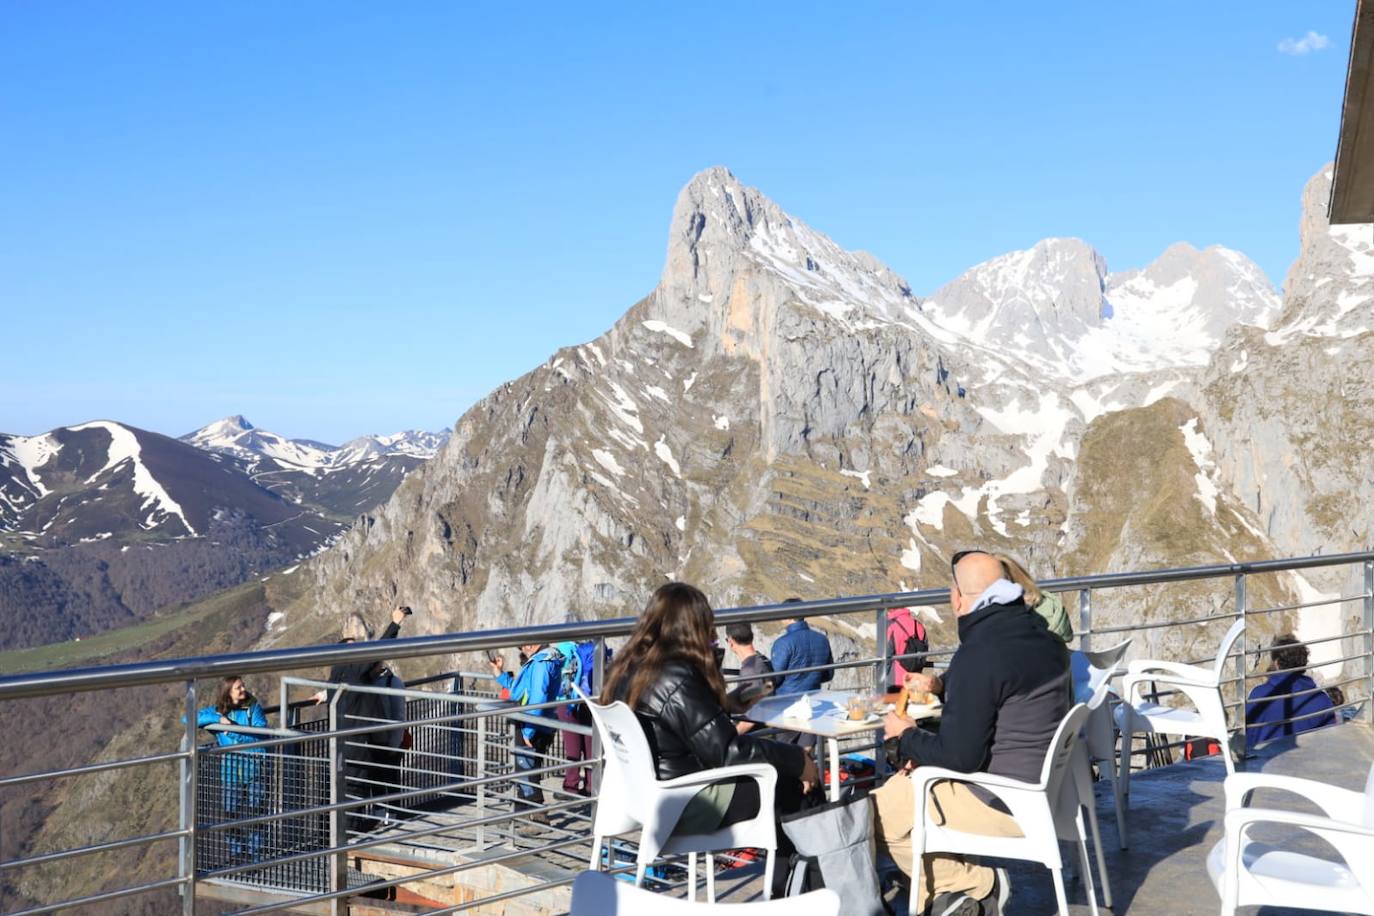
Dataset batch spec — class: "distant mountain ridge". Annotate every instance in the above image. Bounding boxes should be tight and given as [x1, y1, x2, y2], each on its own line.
[0, 416, 449, 651]
[180, 416, 450, 519]
[181, 415, 449, 470]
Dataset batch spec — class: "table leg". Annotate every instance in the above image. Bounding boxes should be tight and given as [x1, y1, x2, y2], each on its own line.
[828, 737, 841, 803]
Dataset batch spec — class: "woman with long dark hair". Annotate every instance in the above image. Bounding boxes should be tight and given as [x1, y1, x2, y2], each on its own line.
[601, 582, 819, 836]
[195, 675, 269, 862]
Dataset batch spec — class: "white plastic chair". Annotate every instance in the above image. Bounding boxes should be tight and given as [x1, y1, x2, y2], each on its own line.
[570, 869, 841, 914]
[1207, 761, 1374, 915]
[908, 703, 1097, 916]
[1114, 618, 1243, 846]
[577, 686, 780, 902]
[1067, 638, 1131, 906]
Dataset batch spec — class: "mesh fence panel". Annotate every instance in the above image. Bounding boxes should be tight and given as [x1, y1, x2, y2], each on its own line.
[195, 732, 330, 893]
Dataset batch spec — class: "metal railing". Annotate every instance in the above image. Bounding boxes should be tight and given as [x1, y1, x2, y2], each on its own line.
[0, 549, 1371, 914]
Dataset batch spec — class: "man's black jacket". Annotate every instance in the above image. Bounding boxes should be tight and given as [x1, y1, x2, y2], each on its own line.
[328, 620, 400, 752]
[899, 598, 1070, 783]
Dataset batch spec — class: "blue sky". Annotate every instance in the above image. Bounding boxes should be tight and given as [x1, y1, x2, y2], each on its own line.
[1, 2, 1357, 443]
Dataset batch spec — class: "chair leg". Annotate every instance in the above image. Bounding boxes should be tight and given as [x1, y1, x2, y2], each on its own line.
[1051, 866, 1071, 916]
[1085, 798, 1113, 908]
[1075, 811, 1100, 916]
[706, 853, 716, 902]
[1117, 717, 1132, 848]
[1108, 761, 1128, 850]
[589, 835, 602, 871]
[688, 852, 697, 902]
[763, 849, 775, 901]
[635, 858, 648, 888]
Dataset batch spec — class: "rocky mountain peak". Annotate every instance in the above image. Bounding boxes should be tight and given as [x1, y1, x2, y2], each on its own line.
[655, 168, 916, 352]
[1267, 164, 1374, 342]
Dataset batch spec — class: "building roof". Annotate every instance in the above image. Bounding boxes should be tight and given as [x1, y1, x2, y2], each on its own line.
[1330, 0, 1374, 223]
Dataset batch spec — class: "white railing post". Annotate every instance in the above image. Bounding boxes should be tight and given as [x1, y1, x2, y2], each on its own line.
[1236, 573, 1248, 751]
[1365, 560, 1374, 725]
[179, 679, 197, 916]
[1078, 590, 1092, 652]
[328, 692, 346, 916]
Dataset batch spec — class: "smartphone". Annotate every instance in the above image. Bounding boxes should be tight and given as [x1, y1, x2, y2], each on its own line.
[485, 649, 499, 663]
[399, 605, 413, 616]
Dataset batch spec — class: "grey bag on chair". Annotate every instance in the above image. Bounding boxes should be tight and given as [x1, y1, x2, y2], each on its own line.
[780, 794, 887, 916]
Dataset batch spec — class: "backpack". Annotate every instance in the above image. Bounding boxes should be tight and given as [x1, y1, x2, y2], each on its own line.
[559, 641, 609, 701]
[885, 611, 928, 684]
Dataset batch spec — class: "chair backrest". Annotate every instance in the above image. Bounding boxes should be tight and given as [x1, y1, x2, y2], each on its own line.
[578, 689, 662, 808]
[1211, 618, 1246, 681]
[1071, 639, 1132, 708]
[1364, 760, 1374, 830]
[570, 870, 841, 915]
[1038, 702, 1092, 799]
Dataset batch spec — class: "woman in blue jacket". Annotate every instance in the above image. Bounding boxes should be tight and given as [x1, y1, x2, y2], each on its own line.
[196, 676, 269, 861]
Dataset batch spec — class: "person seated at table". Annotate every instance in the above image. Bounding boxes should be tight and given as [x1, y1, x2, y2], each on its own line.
[600, 582, 820, 838]
[725, 621, 775, 734]
[875, 550, 1071, 916]
[769, 598, 835, 749]
[1244, 634, 1336, 746]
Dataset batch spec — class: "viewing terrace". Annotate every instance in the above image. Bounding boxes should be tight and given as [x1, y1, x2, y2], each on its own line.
[0, 550, 1371, 915]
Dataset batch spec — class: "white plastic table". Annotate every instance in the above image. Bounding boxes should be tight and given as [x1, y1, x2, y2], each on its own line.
[745, 689, 890, 802]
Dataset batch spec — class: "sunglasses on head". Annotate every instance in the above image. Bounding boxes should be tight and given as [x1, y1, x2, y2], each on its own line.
[949, 549, 992, 575]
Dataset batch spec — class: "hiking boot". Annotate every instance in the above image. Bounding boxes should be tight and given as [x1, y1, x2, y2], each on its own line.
[514, 809, 550, 838]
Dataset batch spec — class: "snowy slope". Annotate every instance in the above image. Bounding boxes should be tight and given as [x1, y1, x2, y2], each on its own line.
[182, 416, 449, 469]
[920, 239, 1279, 384]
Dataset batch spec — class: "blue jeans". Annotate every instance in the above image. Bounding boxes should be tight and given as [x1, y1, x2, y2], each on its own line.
[513, 731, 552, 807]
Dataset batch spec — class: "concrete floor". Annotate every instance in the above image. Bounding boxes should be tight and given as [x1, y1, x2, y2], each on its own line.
[979, 722, 1373, 915]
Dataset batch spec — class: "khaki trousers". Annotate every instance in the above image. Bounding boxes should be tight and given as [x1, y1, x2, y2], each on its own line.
[873, 771, 1022, 908]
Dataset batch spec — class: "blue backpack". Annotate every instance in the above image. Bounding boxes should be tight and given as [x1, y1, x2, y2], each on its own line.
[557, 641, 609, 700]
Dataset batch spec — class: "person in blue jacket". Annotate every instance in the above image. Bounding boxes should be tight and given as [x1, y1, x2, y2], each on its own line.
[488, 642, 564, 825]
[768, 601, 835, 749]
[1245, 634, 1336, 747]
[195, 675, 269, 861]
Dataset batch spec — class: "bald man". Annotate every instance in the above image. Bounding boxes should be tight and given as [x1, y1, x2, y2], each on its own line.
[873, 550, 1071, 915]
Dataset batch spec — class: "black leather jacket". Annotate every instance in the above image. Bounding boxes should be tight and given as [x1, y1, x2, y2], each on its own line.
[616, 659, 806, 783]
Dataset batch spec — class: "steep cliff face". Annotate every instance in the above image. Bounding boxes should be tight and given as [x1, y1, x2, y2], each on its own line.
[1201, 166, 1374, 598]
[274, 165, 1355, 674]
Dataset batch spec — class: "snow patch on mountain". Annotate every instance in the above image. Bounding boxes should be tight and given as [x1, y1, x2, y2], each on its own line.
[70, 421, 197, 535]
[642, 320, 694, 348]
[5, 433, 60, 497]
[1179, 418, 1219, 516]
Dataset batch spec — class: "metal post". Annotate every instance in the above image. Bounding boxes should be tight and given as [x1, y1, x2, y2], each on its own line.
[179, 679, 198, 916]
[1364, 561, 1374, 725]
[328, 693, 346, 916]
[475, 713, 487, 852]
[1236, 574, 1248, 752]
[1078, 590, 1092, 652]
[874, 605, 889, 694]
